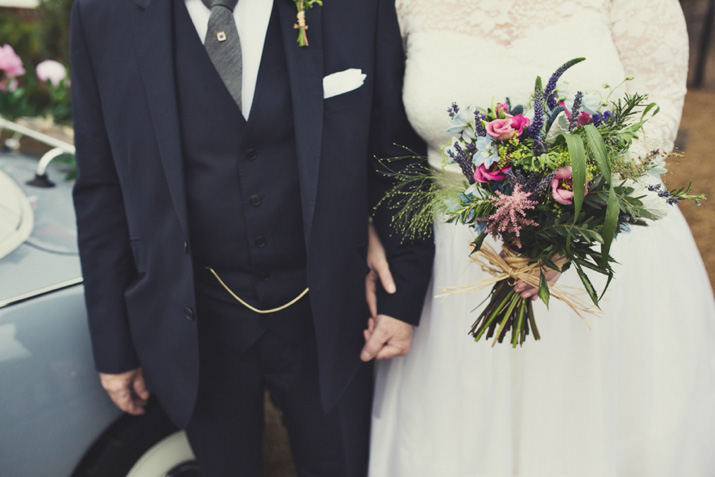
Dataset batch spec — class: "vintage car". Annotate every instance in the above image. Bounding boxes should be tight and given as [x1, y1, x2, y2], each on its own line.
[0, 119, 198, 476]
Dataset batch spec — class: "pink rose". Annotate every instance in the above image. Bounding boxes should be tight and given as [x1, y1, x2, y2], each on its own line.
[0, 44, 25, 78]
[509, 115, 531, 137]
[496, 102, 509, 115]
[486, 119, 517, 140]
[36, 60, 67, 86]
[551, 166, 589, 205]
[474, 164, 512, 183]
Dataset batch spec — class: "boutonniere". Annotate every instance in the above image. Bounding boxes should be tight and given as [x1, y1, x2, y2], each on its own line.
[292, 0, 322, 47]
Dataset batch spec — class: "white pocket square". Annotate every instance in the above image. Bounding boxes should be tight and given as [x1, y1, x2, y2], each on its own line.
[323, 68, 366, 99]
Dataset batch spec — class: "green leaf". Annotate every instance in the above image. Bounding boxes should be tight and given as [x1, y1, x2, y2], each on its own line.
[561, 133, 587, 221]
[538, 272, 551, 309]
[470, 232, 488, 254]
[601, 186, 620, 262]
[574, 262, 600, 307]
[599, 270, 615, 302]
[540, 256, 560, 272]
[640, 102, 660, 121]
[583, 124, 610, 179]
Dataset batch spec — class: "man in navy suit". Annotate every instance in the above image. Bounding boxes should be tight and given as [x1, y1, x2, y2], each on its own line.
[70, 0, 433, 474]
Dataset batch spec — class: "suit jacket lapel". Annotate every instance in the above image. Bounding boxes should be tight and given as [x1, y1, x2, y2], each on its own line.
[276, 1, 324, 243]
[132, 0, 189, 235]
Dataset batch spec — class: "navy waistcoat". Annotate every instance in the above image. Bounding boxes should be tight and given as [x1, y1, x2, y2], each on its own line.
[174, 1, 310, 346]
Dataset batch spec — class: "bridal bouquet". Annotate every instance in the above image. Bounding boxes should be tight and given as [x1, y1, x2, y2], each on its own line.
[381, 58, 704, 347]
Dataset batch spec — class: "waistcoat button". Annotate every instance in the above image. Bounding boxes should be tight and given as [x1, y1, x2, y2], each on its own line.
[249, 194, 261, 206]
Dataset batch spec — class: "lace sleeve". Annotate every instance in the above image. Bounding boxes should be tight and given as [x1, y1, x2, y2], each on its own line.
[394, 0, 410, 40]
[610, 0, 689, 153]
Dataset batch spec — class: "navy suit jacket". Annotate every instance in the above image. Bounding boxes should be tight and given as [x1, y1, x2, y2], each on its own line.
[70, 0, 434, 427]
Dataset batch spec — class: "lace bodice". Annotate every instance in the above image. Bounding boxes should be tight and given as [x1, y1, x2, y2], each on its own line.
[396, 0, 689, 170]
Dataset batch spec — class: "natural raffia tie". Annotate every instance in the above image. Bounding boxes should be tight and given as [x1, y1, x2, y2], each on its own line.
[437, 243, 599, 328]
[206, 267, 309, 314]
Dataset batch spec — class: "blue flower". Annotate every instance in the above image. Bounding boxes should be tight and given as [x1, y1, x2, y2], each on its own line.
[446, 105, 478, 141]
[473, 136, 500, 169]
[473, 221, 488, 235]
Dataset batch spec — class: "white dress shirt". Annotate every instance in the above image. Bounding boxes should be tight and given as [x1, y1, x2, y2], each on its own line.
[185, 0, 274, 120]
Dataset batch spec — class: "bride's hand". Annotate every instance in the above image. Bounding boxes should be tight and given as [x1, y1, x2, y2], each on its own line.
[514, 268, 562, 301]
[365, 221, 396, 318]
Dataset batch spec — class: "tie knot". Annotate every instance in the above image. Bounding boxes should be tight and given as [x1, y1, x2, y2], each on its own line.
[203, 0, 238, 12]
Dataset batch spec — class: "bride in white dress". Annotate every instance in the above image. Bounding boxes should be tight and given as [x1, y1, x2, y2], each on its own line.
[368, 0, 715, 475]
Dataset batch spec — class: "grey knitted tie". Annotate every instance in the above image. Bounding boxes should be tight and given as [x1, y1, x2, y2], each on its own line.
[203, 0, 243, 111]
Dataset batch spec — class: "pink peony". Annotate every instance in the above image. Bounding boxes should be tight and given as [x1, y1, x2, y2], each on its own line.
[0, 44, 25, 78]
[551, 166, 589, 205]
[36, 60, 67, 86]
[474, 164, 512, 183]
[509, 115, 531, 137]
[486, 118, 517, 140]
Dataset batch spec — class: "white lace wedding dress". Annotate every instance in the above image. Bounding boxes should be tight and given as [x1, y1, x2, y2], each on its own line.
[369, 1, 715, 476]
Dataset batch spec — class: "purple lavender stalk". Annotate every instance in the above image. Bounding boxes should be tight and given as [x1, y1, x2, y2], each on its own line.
[527, 77, 548, 156]
[544, 57, 586, 110]
[447, 142, 476, 184]
[568, 91, 584, 132]
[474, 110, 487, 137]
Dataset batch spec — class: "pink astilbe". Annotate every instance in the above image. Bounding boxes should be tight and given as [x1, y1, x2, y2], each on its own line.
[486, 184, 539, 249]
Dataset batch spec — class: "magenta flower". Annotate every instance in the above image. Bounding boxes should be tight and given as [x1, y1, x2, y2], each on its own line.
[474, 164, 512, 184]
[551, 166, 589, 205]
[0, 44, 25, 78]
[559, 100, 593, 127]
[486, 118, 517, 140]
[509, 115, 531, 137]
[486, 184, 539, 249]
[36, 60, 67, 86]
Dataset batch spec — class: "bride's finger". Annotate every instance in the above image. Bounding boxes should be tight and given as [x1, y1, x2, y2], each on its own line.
[366, 272, 378, 318]
[375, 260, 396, 294]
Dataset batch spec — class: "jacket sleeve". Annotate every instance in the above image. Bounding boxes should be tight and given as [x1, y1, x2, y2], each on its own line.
[70, 0, 140, 373]
[367, 0, 435, 326]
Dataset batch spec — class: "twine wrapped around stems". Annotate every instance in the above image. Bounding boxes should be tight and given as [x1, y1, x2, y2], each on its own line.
[438, 243, 599, 331]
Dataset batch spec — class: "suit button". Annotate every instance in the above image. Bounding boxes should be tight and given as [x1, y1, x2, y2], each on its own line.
[255, 236, 267, 248]
[245, 149, 257, 161]
[184, 307, 195, 321]
[183, 241, 189, 254]
[249, 194, 261, 206]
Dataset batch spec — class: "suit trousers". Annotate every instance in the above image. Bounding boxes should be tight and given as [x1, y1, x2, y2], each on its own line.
[185, 288, 372, 477]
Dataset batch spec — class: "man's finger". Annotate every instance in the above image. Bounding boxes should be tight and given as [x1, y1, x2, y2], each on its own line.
[376, 341, 410, 360]
[361, 327, 389, 362]
[108, 388, 137, 414]
[133, 372, 150, 401]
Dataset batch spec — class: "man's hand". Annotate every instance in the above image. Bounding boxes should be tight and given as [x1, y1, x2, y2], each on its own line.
[99, 367, 150, 415]
[361, 314, 412, 361]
